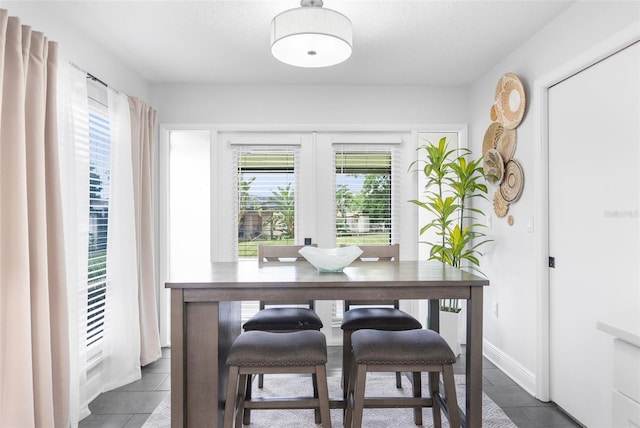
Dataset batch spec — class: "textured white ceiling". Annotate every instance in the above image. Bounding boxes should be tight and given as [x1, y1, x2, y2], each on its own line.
[25, 0, 575, 85]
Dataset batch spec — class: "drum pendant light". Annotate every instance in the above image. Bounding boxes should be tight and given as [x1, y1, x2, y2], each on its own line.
[271, 0, 352, 68]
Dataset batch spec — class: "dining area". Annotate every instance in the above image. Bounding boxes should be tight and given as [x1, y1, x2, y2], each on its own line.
[165, 245, 489, 428]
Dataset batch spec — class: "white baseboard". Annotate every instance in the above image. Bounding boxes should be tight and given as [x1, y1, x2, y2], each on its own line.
[483, 338, 537, 397]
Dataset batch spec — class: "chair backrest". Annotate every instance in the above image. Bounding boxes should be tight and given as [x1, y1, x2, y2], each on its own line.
[345, 244, 400, 310]
[354, 243, 399, 262]
[258, 244, 315, 266]
[258, 244, 315, 308]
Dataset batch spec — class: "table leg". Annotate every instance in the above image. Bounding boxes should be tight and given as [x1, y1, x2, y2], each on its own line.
[428, 299, 440, 332]
[465, 287, 483, 428]
[171, 289, 186, 428]
[171, 292, 241, 428]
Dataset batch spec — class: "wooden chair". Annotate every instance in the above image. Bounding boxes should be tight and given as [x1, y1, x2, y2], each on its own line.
[242, 244, 323, 423]
[344, 329, 460, 428]
[340, 244, 422, 395]
[224, 330, 332, 428]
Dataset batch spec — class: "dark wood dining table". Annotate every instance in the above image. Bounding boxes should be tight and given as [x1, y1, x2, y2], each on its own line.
[166, 260, 489, 428]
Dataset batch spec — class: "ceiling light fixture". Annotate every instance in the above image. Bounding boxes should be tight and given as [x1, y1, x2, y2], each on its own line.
[270, 0, 352, 68]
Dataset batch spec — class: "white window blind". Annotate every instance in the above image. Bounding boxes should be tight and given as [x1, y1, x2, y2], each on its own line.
[332, 145, 401, 325]
[233, 147, 300, 322]
[86, 87, 110, 348]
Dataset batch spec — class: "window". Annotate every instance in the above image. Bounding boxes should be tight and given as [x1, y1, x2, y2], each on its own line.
[235, 148, 298, 259]
[335, 149, 394, 246]
[86, 81, 110, 347]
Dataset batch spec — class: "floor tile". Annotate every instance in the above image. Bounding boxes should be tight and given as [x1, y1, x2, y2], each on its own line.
[123, 413, 151, 428]
[141, 358, 170, 374]
[483, 367, 519, 386]
[78, 414, 133, 428]
[501, 407, 538, 428]
[88, 391, 169, 415]
[483, 384, 547, 408]
[156, 375, 171, 391]
[114, 374, 168, 392]
[521, 405, 583, 427]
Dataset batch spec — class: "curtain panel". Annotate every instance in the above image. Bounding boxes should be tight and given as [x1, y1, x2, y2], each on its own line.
[0, 10, 70, 427]
[57, 60, 91, 425]
[129, 98, 161, 366]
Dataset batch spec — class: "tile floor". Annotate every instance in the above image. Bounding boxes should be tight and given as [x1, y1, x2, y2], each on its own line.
[79, 346, 582, 428]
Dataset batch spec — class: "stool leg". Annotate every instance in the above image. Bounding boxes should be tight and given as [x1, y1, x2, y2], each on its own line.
[236, 374, 249, 428]
[242, 374, 252, 425]
[442, 365, 460, 428]
[429, 371, 442, 428]
[351, 365, 368, 428]
[344, 358, 355, 428]
[396, 371, 403, 388]
[313, 373, 321, 424]
[412, 371, 423, 425]
[258, 373, 264, 388]
[223, 366, 239, 428]
[342, 330, 353, 396]
[315, 365, 332, 428]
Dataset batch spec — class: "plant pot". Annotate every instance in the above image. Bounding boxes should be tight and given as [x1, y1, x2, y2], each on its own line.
[439, 309, 461, 357]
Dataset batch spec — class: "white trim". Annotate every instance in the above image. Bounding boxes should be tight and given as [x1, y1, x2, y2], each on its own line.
[534, 23, 640, 401]
[160, 123, 468, 133]
[484, 338, 536, 396]
[227, 137, 302, 146]
[157, 125, 171, 347]
[331, 135, 403, 145]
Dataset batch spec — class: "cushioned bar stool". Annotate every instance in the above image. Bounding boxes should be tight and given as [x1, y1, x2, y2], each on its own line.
[246, 244, 323, 389]
[340, 244, 423, 393]
[223, 330, 332, 428]
[345, 329, 460, 428]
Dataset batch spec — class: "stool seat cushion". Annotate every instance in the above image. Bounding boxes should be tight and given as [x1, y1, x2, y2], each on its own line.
[243, 307, 323, 331]
[341, 307, 422, 331]
[351, 329, 456, 365]
[227, 330, 327, 367]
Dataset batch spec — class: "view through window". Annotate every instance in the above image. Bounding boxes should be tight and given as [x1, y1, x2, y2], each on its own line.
[236, 149, 297, 259]
[335, 149, 392, 246]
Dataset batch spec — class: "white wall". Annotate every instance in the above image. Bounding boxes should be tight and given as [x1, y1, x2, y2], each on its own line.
[3, 2, 150, 101]
[467, 1, 640, 395]
[151, 84, 468, 125]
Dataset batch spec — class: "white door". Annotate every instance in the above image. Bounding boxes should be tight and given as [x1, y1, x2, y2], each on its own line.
[548, 42, 639, 427]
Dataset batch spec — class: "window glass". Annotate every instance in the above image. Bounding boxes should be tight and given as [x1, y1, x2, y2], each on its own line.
[236, 149, 297, 259]
[335, 150, 392, 246]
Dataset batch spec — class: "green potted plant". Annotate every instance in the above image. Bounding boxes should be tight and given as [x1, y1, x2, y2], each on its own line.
[409, 137, 490, 354]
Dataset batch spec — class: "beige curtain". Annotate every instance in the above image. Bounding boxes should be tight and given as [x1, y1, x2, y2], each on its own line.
[129, 97, 161, 365]
[0, 10, 70, 427]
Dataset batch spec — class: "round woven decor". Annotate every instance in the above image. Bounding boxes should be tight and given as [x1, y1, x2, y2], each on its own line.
[496, 128, 517, 163]
[483, 149, 504, 185]
[482, 122, 504, 155]
[490, 104, 498, 121]
[493, 191, 509, 218]
[494, 72, 526, 129]
[499, 159, 524, 203]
